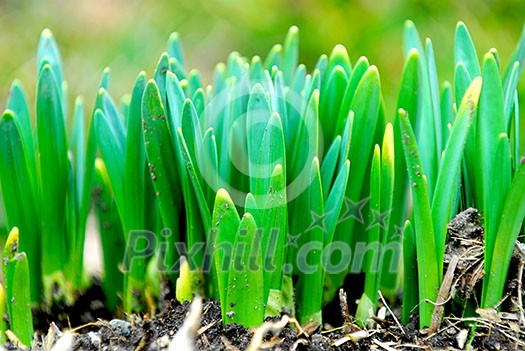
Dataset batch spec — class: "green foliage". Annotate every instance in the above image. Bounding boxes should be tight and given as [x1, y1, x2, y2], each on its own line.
[2, 228, 33, 347]
[0, 20, 524, 338]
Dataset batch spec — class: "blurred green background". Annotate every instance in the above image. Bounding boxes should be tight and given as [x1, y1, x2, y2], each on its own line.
[1, 0, 524, 114]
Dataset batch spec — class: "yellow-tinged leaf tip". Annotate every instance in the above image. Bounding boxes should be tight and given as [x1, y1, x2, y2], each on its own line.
[94, 157, 105, 171]
[383, 123, 394, 147]
[404, 20, 415, 29]
[460, 76, 482, 109]
[484, 52, 497, 62]
[41, 28, 53, 38]
[331, 44, 349, 58]
[242, 212, 255, 221]
[217, 188, 232, 201]
[288, 25, 299, 35]
[407, 48, 419, 59]
[5, 227, 19, 254]
[398, 108, 408, 117]
[312, 156, 320, 168]
[2, 109, 15, 121]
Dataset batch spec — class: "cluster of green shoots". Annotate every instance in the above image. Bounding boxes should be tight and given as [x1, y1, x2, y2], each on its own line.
[0, 21, 524, 347]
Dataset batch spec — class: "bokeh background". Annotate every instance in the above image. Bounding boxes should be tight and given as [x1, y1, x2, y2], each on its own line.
[0, 0, 524, 229]
[1, 0, 524, 109]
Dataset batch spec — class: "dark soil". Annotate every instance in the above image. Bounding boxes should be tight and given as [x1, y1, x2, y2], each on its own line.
[4, 209, 525, 350]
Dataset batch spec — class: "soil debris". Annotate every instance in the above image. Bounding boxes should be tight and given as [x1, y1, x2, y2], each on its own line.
[3, 209, 525, 350]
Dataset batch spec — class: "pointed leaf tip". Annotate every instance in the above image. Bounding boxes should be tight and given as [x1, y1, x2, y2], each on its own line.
[41, 28, 54, 38]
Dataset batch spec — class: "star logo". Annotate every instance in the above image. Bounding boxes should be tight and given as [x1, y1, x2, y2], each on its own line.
[305, 210, 329, 232]
[338, 196, 369, 224]
[392, 224, 405, 238]
[367, 209, 392, 230]
[285, 233, 300, 248]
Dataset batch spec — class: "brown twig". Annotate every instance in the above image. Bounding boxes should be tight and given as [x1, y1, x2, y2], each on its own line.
[378, 290, 405, 336]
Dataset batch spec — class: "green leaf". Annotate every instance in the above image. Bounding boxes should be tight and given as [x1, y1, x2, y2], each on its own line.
[482, 161, 525, 308]
[378, 124, 396, 297]
[264, 44, 282, 71]
[503, 62, 520, 133]
[402, 220, 417, 324]
[432, 77, 482, 269]
[6, 81, 35, 190]
[314, 54, 328, 78]
[124, 72, 148, 232]
[254, 113, 286, 203]
[319, 65, 348, 151]
[454, 21, 481, 79]
[289, 89, 319, 190]
[272, 71, 288, 133]
[202, 128, 219, 209]
[403, 20, 424, 59]
[325, 66, 381, 301]
[166, 32, 186, 69]
[244, 192, 259, 224]
[94, 108, 125, 215]
[320, 136, 341, 201]
[186, 69, 203, 97]
[192, 88, 206, 124]
[356, 145, 381, 324]
[154, 53, 170, 109]
[337, 57, 369, 134]
[282, 26, 299, 85]
[484, 134, 512, 279]
[3, 227, 20, 311]
[246, 83, 271, 191]
[74, 80, 104, 289]
[250, 56, 264, 82]
[324, 160, 350, 245]
[398, 108, 439, 328]
[260, 164, 287, 310]
[425, 39, 443, 155]
[225, 213, 264, 327]
[6, 252, 33, 347]
[177, 127, 212, 232]
[454, 62, 472, 107]
[0, 112, 41, 302]
[142, 80, 181, 274]
[338, 111, 353, 170]
[67, 98, 84, 288]
[296, 157, 324, 325]
[387, 50, 418, 292]
[404, 22, 439, 196]
[36, 63, 69, 299]
[37, 29, 63, 92]
[326, 44, 352, 78]
[0, 284, 6, 344]
[93, 159, 125, 312]
[346, 65, 382, 204]
[440, 82, 454, 146]
[477, 53, 508, 262]
[176, 257, 194, 303]
[212, 189, 240, 313]
[165, 71, 186, 130]
[503, 22, 525, 92]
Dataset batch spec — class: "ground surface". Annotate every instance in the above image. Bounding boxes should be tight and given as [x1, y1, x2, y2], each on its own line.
[3, 209, 525, 350]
